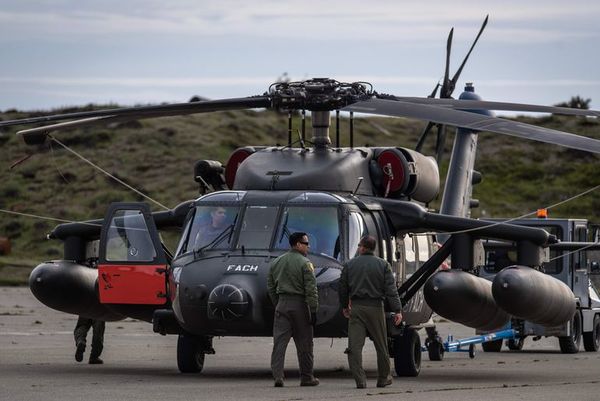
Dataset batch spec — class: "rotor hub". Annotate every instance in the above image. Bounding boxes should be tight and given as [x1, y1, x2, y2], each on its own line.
[269, 78, 372, 111]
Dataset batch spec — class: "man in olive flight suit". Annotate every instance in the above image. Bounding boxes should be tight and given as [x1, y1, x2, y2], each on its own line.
[267, 231, 319, 388]
[74, 316, 105, 364]
[339, 235, 403, 389]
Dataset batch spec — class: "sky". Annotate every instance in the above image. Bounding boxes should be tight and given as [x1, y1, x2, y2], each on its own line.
[0, 0, 599, 111]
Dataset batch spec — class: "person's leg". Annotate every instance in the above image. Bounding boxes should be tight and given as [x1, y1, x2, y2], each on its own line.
[271, 300, 293, 385]
[365, 307, 392, 386]
[290, 302, 317, 385]
[347, 305, 368, 387]
[89, 320, 106, 363]
[74, 316, 92, 362]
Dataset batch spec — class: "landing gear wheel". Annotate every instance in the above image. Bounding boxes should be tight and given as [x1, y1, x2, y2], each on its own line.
[426, 338, 445, 361]
[393, 328, 421, 377]
[507, 337, 525, 351]
[559, 311, 582, 354]
[177, 334, 206, 373]
[481, 339, 503, 352]
[583, 314, 600, 352]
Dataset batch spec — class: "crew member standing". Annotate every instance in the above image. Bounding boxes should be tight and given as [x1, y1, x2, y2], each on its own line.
[267, 232, 319, 388]
[339, 235, 402, 388]
[74, 316, 105, 364]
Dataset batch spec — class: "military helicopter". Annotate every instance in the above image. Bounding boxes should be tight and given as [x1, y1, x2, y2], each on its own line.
[3, 18, 600, 377]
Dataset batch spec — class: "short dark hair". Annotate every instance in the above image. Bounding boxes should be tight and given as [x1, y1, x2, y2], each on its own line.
[289, 232, 308, 247]
[359, 235, 376, 251]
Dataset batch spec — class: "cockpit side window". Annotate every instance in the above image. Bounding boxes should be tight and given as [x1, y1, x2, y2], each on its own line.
[106, 210, 156, 262]
[348, 212, 367, 260]
[175, 209, 194, 256]
[276, 206, 341, 259]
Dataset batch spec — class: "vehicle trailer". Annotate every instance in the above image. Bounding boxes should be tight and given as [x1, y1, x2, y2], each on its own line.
[478, 215, 600, 353]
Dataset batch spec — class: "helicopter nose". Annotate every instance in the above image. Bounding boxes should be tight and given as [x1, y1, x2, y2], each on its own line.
[207, 283, 250, 320]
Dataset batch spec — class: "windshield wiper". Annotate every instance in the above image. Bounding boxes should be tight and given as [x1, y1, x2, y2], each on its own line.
[278, 212, 290, 244]
[195, 214, 238, 256]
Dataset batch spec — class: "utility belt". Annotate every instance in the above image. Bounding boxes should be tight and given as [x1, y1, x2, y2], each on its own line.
[351, 297, 383, 307]
[278, 294, 305, 302]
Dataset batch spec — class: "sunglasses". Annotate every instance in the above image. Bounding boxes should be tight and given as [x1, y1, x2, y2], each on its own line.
[299, 241, 310, 246]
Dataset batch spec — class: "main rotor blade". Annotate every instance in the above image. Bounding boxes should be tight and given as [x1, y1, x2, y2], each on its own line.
[446, 15, 489, 97]
[439, 28, 454, 98]
[435, 124, 448, 162]
[17, 116, 119, 145]
[415, 121, 436, 152]
[0, 96, 272, 128]
[428, 82, 441, 99]
[387, 96, 600, 118]
[343, 98, 600, 154]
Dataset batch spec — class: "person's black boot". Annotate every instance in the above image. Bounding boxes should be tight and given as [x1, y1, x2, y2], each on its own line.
[75, 343, 85, 362]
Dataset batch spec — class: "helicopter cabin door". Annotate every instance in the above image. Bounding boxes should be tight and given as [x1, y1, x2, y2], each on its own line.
[98, 203, 168, 305]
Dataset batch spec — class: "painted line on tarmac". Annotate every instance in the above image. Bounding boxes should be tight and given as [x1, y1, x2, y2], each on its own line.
[1, 331, 156, 336]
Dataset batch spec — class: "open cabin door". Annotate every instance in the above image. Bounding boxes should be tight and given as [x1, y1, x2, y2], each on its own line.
[98, 203, 168, 305]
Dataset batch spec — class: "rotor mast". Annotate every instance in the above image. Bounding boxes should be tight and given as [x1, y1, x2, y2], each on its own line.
[311, 110, 332, 148]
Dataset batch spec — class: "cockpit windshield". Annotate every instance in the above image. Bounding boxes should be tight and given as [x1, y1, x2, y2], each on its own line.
[177, 205, 241, 255]
[237, 206, 279, 249]
[275, 206, 340, 259]
[175, 193, 343, 258]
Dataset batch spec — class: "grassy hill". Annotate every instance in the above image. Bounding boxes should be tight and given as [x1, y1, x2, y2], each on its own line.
[1, 107, 600, 284]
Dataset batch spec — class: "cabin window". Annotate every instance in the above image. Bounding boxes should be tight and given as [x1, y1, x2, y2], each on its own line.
[404, 235, 417, 276]
[276, 206, 340, 258]
[416, 235, 431, 267]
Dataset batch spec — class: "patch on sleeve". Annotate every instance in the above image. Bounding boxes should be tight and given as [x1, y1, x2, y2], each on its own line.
[306, 262, 314, 272]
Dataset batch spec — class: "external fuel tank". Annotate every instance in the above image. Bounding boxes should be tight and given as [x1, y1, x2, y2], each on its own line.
[424, 269, 510, 331]
[492, 265, 576, 327]
[29, 261, 124, 321]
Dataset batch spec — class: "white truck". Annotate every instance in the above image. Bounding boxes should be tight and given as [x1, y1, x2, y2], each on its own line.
[479, 216, 600, 353]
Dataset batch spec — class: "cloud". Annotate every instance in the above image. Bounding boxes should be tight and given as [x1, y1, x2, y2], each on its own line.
[1, 0, 598, 43]
[2, 75, 599, 88]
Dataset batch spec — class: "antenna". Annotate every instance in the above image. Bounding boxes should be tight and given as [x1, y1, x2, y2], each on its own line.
[301, 110, 306, 142]
[352, 176, 364, 196]
[335, 110, 340, 148]
[287, 111, 292, 147]
[350, 111, 354, 148]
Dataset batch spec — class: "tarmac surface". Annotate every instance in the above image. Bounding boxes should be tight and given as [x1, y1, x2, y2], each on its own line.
[1, 286, 600, 401]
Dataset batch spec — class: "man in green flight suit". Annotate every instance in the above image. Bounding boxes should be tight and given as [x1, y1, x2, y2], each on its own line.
[267, 231, 319, 388]
[339, 235, 403, 389]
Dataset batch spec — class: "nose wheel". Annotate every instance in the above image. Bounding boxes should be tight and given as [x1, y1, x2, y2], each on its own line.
[177, 334, 213, 373]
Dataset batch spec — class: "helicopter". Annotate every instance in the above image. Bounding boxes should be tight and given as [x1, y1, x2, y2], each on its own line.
[3, 17, 600, 377]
